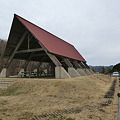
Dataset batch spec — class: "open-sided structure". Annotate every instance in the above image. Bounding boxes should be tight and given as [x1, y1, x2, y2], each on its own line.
[0, 14, 94, 78]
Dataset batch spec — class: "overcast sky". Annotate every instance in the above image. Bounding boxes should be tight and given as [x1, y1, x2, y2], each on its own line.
[0, 0, 120, 66]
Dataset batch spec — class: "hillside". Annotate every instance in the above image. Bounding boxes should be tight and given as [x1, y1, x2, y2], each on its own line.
[112, 63, 120, 72]
[0, 74, 118, 120]
[90, 65, 113, 74]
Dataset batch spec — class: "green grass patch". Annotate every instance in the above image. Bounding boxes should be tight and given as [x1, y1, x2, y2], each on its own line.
[0, 88, 26, 96]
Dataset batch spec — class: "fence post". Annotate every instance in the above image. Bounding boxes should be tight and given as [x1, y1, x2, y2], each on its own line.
[118, 90, 120, 120]
[118, 78, 120, 120]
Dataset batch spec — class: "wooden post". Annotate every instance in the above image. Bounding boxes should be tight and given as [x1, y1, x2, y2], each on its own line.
[73, 61, 81, 68]
[6, 31, 28, 68]
[63, 58, 73, 67]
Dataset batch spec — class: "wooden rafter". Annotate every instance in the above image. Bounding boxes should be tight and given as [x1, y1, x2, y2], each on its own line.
[16, 48, 44, 54]
[6, 31, 28, 68]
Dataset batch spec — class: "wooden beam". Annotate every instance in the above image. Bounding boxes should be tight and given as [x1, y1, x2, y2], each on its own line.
[9, 44, 16, 48]
[84, 62, 90, 69]
[22, 52, 35, 69]
[73, 61, 81, 68]
[33, 38, 62, 66]
[63, 58, 73, 67]
[80, 62, 86, 68]
[27, 33, 33, 49]
[16, 48, 44, 54]
[37, 57, 47, 70]
[22, 51, 46, 70]
[79, 62, 84, 68]
[32, 54, 47, 57]
[47, 53, 62, 66]
[6, 31, 28, 68]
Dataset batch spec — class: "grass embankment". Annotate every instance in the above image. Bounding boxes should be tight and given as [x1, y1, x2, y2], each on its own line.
[0, 74, 118, 120]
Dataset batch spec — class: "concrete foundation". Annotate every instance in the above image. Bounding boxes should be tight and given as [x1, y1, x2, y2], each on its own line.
[83, 68, 92, 75]
[88, 69, 93, 75]
[33, 69, 37, 72]
[55, 66, 71, 79]
[68, 67, 80, 78]
[0, 68, 9, 78]
[89, 69, 94, 74]
[17, 69, 24, 77]
[76, 68, 87, 76]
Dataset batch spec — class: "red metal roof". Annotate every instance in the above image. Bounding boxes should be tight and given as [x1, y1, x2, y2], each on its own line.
[16, 14, 86, 62]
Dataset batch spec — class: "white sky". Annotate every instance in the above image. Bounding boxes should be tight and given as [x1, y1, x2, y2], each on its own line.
[0, 0, 120, 66]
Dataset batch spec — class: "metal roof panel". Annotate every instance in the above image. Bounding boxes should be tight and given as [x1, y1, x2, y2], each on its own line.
[15, 14, 86, 62]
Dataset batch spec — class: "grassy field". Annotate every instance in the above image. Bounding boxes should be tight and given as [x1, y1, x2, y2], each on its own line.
[0, 74, 118, 120]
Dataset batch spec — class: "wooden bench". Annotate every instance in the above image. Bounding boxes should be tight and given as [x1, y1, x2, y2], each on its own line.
[21, 71, 37, 78]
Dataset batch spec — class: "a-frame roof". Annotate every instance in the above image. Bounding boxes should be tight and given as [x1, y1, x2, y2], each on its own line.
[5, 14, 86, 62]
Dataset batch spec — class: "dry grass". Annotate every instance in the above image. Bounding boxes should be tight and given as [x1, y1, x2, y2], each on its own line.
[0, 74, 118, 120]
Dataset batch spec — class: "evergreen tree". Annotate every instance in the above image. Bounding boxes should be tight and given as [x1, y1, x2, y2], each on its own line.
[111, 63, 120, 72]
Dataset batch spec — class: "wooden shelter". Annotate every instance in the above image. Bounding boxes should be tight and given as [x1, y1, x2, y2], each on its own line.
[0, 14, 94, 78]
